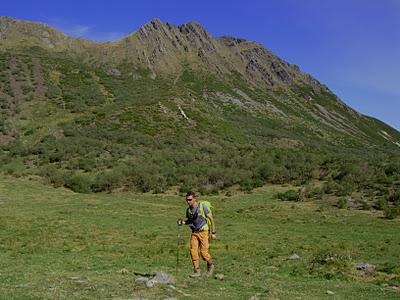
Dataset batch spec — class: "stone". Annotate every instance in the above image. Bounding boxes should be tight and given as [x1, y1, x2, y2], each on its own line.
[214, 273, 224, 280]
[152, 271, 175, 285]
[135, 277, 148, 283]
[287, 254, 300, 260]
[356, 263, 375, 272]
[145, 279, 156, 288]
[136, 271, 175, 289]
[327, 290, 335, 295]
[106, 68, 121, 77]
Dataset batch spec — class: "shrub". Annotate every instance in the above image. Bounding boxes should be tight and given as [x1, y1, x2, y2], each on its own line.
[387, 189, 400, 205]
[21, 84, 34, 95]
[39, 165, 69, 187]
[308, 186, 324, 199]
[78, 157, 96, 172]
[240, 178, 263, 192]
[360, 201, 371, 211]
[65, 173, 94, 193]
[375, 198, 388, 210]
[322, 180, 339, 194]
[334, 179, 356, 196]
[92, 169, 125, 192]
[383, 206, 400, 220]
[336, 198, 347, 209]
[179, 184, 192, 194]
[3, 160, 27, 177]
[384, 163, 400, 176]
[277, 190, 301, 201]
[199, 184, 219, 195]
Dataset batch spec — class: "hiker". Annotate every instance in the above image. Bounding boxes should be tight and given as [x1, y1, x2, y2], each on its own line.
[177, 191, 216, 278]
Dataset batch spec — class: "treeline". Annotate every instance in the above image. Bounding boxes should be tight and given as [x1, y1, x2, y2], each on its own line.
[1, 135, 399, 197]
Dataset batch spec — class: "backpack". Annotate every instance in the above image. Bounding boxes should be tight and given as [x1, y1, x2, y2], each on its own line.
[198, 200, 214, 231]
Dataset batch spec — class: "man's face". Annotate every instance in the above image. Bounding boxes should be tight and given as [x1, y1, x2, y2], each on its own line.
[186, 196, 195, 206]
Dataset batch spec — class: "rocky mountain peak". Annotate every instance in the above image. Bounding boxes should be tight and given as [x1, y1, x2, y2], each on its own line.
[134, 18, 215, 51]
[0, 17, 328, 90]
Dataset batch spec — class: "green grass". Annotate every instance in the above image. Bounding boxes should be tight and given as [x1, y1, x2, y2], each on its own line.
[0, 175, 399, 299]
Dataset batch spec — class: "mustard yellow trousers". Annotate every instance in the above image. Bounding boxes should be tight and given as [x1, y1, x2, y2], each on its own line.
[190, 231, 212, 263]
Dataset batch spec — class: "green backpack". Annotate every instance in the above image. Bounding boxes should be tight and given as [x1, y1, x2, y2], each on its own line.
[198, 200, 214, 231]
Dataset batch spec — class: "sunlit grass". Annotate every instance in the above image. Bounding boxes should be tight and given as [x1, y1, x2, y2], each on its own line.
[0, 176, 399, 299]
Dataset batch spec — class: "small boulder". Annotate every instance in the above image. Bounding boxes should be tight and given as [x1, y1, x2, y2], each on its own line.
[135, 277, 148, 283]
[106, 68, 121, 77]
[136, 271, 175, 288]
[287, 254, 300, 260]
[152, 271, 175, 285]
[356, 263, 375, 272]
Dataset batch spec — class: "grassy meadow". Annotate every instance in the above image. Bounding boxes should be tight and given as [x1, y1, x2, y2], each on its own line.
[0, 175, 399, 299]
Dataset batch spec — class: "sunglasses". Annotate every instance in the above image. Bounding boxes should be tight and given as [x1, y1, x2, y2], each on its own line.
[186, 198, 194, 201]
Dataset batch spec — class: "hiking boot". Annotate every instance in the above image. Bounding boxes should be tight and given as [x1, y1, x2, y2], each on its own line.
[205, 263, 214, 278]
[189, 268, 201, 278]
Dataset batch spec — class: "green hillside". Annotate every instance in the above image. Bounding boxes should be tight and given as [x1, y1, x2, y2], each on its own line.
[0, 18, 399, 214]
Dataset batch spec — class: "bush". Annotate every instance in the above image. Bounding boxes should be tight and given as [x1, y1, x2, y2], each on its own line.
[383, 206, 400, 220]
[375, 198, 388, 210]
[360, 201, 371, 211]
[3, 160, 27, 177]
[322, 180, 339, 194]
[387, 189, 400, 205]
[92, 169, 125, 192]
[179, 184, 192, 194]
[384, 163, 400, 176]
[65, 173, 94, 193]
[78, 157, 97, 172]
[199, 184, 219, 195]
[336, 198, 347, 209]
[39, 165, 69, 187]
[334, 179, 356, 196]
[240, 178, 263, 192]
[277, 190, 301, 201]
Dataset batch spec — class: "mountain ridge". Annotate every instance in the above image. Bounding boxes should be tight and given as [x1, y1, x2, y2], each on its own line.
[0, 16, 327, 90]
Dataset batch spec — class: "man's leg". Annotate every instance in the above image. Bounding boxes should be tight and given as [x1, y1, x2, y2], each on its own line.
[189, 233, 201, 277]
[198, 231, 214, 277]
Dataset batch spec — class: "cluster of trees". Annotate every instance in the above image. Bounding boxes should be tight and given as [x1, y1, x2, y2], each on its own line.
[2, 133, 399, 196]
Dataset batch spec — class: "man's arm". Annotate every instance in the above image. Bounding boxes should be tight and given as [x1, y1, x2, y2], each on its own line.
[177, 219, 191, 225]
[206, 213, 216, 240]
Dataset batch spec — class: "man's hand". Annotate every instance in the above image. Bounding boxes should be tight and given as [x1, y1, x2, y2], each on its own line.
[177, 219, 185, 225]
[210, 233, 217, 240]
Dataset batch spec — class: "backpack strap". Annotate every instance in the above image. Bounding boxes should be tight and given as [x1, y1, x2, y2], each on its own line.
[198, 201, 208, 218]
[198, 201, 210, 231]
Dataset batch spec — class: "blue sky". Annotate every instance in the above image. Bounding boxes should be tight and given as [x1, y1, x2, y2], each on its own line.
[2, 0, 400, 130]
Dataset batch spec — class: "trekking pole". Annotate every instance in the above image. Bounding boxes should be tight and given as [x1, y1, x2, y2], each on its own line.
[176, 223, 181, 274]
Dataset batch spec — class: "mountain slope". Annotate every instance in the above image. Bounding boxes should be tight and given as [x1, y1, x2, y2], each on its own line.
[0, 16, 399, 194]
